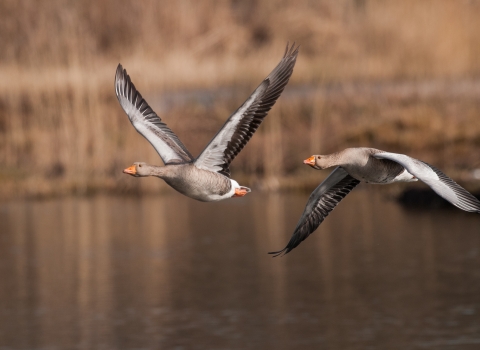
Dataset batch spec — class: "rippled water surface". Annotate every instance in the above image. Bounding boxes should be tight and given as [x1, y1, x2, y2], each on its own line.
[1, 190, 480, 350]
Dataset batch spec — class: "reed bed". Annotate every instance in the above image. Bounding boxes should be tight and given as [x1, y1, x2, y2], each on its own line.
[1, 0, 480, 197]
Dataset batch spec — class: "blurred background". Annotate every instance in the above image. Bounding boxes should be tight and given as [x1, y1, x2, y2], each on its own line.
[1, 0, 480, 196]
[1, 1, 480, 349]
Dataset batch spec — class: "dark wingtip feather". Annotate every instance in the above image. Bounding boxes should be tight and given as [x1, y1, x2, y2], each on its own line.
[426, 162, 480, 213]
[283, 41, 300, 59]
[114, 64, 132, 99]
[113, 63, 194, 163]
[115, 64, 126, 86]
[268, 248, 290, 258]
[197, 42, 300, 175]
[268, 174, 360, 257]
[283, 41, 289, 56]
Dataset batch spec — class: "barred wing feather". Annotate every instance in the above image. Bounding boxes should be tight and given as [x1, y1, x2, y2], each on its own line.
[194, 43, 299, 177]
[269, 167, 360, 256]
[115, 65, 193, 165]
[374, 152, 480, 213]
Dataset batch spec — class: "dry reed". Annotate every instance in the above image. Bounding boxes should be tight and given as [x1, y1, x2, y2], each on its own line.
[1, 0, 480, 198]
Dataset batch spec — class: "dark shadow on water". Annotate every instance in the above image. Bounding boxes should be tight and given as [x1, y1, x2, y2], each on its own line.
[0, 191, 479, 349]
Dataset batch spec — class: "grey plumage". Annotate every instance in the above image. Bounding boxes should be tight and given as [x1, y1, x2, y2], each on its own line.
[269, 168, 359, 257]
[115, 65, 193, 164]
[195, 43, 299, 177]
[270, 147, 480, 256]
[115, 43, 299, 202]
[374, 151, 480, 213]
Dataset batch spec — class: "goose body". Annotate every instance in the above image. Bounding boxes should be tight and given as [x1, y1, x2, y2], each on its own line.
[323, 148, 415, 184]
[270, 147, 480, 256]
[116, 44, 299, 201]
[126, 162, 238, 202]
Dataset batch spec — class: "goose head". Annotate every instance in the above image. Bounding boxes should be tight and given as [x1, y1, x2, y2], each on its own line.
[123, 162, 151, 177]
[304, 155, 328, 170]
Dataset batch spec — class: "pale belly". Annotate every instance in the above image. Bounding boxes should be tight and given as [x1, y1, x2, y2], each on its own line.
[162, 170, 233, 202]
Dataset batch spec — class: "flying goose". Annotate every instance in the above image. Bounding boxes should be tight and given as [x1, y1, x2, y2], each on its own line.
[116, 44, 299, 202]
[270, 147, 480, 256]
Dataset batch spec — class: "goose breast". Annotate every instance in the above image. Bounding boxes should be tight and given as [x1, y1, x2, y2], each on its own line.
[162, 164, 233, 202]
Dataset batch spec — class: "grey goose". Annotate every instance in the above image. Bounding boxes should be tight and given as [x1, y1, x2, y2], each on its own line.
[270, 147, 480, 256]
[116, 44, 299, 202]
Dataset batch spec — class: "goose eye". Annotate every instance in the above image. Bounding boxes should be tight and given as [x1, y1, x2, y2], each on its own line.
[317, 156, 320, 159]
[139, 164, 142, 167]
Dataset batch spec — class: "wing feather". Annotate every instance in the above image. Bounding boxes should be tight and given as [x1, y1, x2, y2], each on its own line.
[373, 152, 480, 213]
[269, 167, 360, 256]
[194, 43, 299, 177]
[115, 65, 193, 164]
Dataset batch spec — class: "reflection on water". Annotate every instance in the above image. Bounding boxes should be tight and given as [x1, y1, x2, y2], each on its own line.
[0, 190, 480, 350]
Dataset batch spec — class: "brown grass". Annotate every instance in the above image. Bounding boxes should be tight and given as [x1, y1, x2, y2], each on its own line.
[1, 0, 480, 198]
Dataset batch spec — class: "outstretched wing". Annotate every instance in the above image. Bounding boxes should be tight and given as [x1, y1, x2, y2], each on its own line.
[115, 64, 193, 164]
[269, 167, 360, 257]
[373, 152, 480, 213]
[194, 43, 299, 177]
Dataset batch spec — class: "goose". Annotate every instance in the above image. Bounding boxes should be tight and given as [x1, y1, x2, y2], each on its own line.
[270, 147, 480, 256]
[115, 44, 299, 202]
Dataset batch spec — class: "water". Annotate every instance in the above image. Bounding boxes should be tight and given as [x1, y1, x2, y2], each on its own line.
[0, 190, 479, 350]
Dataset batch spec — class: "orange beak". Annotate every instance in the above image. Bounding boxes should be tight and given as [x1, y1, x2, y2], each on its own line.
[304, 156, 315, 166]
[123, 165, 137, 175]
